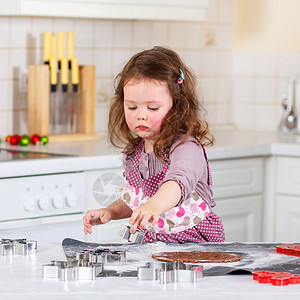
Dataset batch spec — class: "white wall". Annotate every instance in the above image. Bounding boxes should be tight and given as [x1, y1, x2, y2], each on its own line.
[0, 0, 233, 138]
[232, 0, 300, 131]
[2, 0, 296, 137]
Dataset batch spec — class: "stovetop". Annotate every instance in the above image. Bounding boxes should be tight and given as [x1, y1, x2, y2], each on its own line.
[0, 148, 73, 162]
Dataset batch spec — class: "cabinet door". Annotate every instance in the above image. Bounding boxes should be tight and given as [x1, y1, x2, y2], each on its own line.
[213, 195, 262, 242]
[85, 169, 128, 243]
[209, 158, 264, 200]
[276, 157, 300, 196]
[275, 195, 300, 242]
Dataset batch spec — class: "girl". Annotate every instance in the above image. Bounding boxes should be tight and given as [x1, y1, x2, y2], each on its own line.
[83, 46, 225, 243]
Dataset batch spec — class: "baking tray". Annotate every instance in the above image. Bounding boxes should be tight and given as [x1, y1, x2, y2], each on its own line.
[62, 238, 300, 277]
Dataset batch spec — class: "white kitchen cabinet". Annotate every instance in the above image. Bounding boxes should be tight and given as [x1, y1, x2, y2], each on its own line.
[275, 195, 300, 242]
[213, 195, 262, 242]
[211, 158, 264, 200]
[0, 0, 209, 21]
[84, 168, 127, 243]
[275, 157, 300, 242]
[276, 157, 300, 195]
[209, 158, 264, 242]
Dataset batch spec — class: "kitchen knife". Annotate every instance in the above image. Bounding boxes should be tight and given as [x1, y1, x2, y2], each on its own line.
[67, 32, 76, 133]
[60, 57, 69, 133]
[49, 57, 57, 134]
[43, 32, 51, 64]
[54, 32, 65, 134]
[71, 58, 79, 90]
[71, 57, 79, 133]
[61, 58, 68, 93]
[67, 32, 74, 69]
[49, 34, 58, 134]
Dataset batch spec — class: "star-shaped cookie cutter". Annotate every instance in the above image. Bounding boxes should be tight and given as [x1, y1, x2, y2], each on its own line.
[42, 248, 126, 280]
[138, 261, 203, 284]
[0, 238, 37, 255]
[42, 260, 103, 281]
[76, 248, 126, 265]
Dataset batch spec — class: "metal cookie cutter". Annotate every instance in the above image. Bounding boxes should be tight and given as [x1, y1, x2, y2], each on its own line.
[118, 224, 145, 244]
[138, 261, 175, 282]
[0, 238, 37, 255]
[42, 261, 75, 280]
[0, 241, 14, 255]
[137, 261, 203, 284]
[175, 261, 203, 283]
[42, 260, 103, 281]
[76, 248, 126, 265]
[76, 261, 103, 280]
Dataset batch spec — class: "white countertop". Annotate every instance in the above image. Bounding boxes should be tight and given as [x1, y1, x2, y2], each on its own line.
[1, 242, 300, 299]
[1, 129, 300, 178]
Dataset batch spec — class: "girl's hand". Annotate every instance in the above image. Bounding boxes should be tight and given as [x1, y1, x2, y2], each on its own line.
[83, 209, 112, 234]
[129, 203, 159, 234]
[128, 181, 182, 234]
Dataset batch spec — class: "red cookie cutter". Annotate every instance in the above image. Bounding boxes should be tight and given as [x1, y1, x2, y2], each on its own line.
[276, 244, 300, 256]
[289, 274, 300, 284]
[252, 271, 276, 283]
[252, 270, 300, 286]
[271, 274, 291, 286]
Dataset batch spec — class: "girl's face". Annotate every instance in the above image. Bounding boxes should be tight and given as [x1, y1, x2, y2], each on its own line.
[124, 79, 173, 152]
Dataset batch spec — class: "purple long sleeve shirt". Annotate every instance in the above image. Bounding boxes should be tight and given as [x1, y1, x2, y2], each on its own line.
[123, 137, 215, 208]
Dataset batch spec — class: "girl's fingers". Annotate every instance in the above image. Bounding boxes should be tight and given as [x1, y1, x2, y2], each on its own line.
[129, 209, 143, 233]
[90, 217, 99, 226]
[151, 215, 159, 226]
[83, 210, 100, 234]
[130, 209, 157, 232]
[139, 214, 152, 230]
[100, 214, 108, 224]
[129, 209, 140, 225]
[83, 224, 92, 234]
[130, 218, 139, 234]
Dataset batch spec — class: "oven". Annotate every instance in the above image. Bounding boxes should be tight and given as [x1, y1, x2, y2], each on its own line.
[0, 149, 85, 242]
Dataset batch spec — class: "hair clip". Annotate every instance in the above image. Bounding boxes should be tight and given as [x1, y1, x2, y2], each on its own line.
[177, 69, 185, 84]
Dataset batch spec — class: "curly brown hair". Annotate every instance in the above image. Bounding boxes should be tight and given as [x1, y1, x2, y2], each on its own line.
[108, 46, 213, 161]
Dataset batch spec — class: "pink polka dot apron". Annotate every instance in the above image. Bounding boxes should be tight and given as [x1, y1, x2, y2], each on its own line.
[121, 140, 225, 243]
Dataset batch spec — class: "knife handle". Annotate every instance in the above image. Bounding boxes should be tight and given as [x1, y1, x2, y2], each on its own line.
[67, 32, 74, 64]
[57, 32, 65, 67]
[61, 58, 69, 91]
[50, 57, 57, 88]
[71, 58, 79, 87]
[43, 32, 52, 64]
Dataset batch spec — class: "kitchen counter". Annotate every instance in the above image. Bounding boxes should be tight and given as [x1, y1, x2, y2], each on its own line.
[1, 129, 300, 178]
[1, 242, 300, 300]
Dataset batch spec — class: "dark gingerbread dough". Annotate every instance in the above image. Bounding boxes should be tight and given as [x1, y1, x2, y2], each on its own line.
[152, 251, 242, 263]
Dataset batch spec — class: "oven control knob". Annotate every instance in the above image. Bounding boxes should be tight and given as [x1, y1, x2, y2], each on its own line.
[65, 192, 77, 207]
[52, 194, 64, 209]
[23, 196, 35, 212]
[38, 195, 49, 210]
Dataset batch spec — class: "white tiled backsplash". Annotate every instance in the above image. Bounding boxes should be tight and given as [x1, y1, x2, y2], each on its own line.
[0, 0, 299, 138]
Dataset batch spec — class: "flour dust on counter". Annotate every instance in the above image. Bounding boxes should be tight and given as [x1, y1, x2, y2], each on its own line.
[62, 238, 300, 277]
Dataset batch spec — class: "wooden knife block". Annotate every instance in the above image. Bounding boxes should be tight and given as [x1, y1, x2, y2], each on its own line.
[27, 64, 99, 143]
